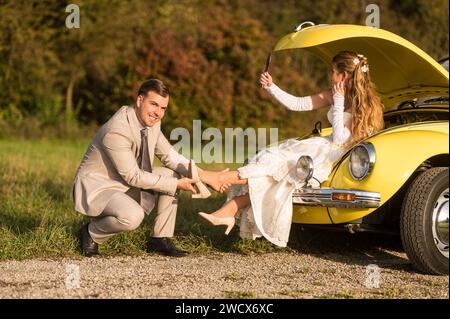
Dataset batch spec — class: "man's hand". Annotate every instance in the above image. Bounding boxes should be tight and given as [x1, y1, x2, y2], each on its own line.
[177, 178, 198, 194]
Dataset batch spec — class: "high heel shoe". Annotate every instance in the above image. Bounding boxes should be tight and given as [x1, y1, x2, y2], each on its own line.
[189, 160, 212, 199]
[198, 212, 235, 235]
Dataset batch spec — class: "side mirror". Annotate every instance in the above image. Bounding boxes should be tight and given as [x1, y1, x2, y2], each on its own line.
[312, 121, 322, 135]
[264, 52, 272, 73]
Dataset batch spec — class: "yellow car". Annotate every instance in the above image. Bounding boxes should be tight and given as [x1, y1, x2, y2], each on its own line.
[269, 23, 449, 275]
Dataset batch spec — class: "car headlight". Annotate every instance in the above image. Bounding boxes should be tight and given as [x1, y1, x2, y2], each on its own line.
[349, 142, 376, 180]
[296, 156, 314, 182]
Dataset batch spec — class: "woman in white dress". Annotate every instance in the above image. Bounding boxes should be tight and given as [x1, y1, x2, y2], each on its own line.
[198, 51, 384, 247]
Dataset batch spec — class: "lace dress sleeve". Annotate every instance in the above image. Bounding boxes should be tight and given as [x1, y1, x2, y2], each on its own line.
[266, 83, 313, 111]
[331, 92, 352, 145]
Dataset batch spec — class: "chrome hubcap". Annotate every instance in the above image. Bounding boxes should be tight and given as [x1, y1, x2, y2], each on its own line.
[432, 188, 449, 258]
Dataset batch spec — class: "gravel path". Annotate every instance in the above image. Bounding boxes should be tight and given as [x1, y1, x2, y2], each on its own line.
[0, 248, 448, 299]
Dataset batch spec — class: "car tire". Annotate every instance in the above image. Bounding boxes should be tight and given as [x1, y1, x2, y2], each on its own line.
[400, 167, 449, 275]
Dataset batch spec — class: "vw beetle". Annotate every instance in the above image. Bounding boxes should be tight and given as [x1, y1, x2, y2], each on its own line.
[267, 23, 449, 275]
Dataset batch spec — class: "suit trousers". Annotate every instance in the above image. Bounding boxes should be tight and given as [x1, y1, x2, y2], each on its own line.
[88, 167, 180, 244]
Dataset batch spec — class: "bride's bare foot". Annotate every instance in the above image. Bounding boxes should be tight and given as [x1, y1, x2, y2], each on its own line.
[198, 169, 247, 192]
[197, 169, 228, 192]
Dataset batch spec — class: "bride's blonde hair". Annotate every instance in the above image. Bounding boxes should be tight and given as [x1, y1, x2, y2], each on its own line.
[332, 51, 384, 147]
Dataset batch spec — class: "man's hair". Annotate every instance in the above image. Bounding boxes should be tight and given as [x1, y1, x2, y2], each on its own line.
[137, 78, 169, 98]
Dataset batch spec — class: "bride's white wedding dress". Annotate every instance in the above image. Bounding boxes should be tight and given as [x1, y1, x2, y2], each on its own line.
[228, 83, 352, 247]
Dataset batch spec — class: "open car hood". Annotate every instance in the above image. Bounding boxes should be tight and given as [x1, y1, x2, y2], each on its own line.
[273, 24, 449, 108]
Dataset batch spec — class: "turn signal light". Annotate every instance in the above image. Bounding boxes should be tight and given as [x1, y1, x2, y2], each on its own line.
[332, 193, 356, 201]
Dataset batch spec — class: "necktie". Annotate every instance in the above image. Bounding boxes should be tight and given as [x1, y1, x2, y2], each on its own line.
[140, 128, 153, 212]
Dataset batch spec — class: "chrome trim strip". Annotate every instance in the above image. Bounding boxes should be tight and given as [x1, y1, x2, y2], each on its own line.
[292, 187, 381, 208]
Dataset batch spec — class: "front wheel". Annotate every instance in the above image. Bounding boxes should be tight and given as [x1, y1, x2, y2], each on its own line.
[400, 167, 449, 275]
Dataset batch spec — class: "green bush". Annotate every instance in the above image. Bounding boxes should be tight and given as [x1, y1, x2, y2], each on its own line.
[0, 0, 448, 139]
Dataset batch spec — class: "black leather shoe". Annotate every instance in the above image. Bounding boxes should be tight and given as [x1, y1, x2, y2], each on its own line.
[147, 237, 189, 257]
[79, 223, 101, 257]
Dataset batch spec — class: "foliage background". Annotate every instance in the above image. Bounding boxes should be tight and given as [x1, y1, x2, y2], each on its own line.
[0, 0, 448, 139]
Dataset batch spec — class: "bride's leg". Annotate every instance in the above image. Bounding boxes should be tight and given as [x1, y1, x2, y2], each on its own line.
[212, 194, 250, 218]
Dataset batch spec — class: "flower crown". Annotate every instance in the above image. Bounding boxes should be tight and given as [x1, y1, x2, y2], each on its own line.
[353, 54, 369, 73]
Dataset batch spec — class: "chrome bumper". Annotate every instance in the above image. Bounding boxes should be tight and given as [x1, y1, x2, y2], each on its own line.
[292, 187, 381, 208]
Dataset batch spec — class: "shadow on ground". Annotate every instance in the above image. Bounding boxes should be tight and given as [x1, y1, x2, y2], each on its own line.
[172, 194, 418, 273]
[287, 224, 417, 273]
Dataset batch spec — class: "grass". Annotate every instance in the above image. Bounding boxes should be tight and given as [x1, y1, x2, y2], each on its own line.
[319, 268, 337, 274]
[223, 272, 245, 281]
[279, 289, 310, 298]
[223, 291, 257, 299]
[0, 138, 290, 260]
[381, 288, 402, 298]
[320, 290, 357, 299]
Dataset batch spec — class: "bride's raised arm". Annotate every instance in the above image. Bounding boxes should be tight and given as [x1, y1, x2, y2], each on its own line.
[260, 72, 331, 111]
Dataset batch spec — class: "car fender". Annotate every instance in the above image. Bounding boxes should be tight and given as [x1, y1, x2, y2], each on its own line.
[328, 122, 449, 224]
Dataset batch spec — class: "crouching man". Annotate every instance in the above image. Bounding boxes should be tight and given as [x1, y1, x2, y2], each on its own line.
[73, 78, 200, 257]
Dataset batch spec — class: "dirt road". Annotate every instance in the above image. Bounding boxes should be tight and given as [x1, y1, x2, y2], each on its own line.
[0, 230, 447, 299]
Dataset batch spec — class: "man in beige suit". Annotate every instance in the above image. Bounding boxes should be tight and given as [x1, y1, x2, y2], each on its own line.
[73, 78, 208, 257]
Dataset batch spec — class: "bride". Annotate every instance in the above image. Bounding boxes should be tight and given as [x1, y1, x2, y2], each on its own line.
[197, 51, 384, 247]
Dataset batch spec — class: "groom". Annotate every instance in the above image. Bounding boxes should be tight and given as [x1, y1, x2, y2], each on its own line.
[73, 78, 202, 257]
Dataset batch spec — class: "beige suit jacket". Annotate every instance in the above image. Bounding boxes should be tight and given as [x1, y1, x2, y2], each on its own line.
[73, 105, 190, 216]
